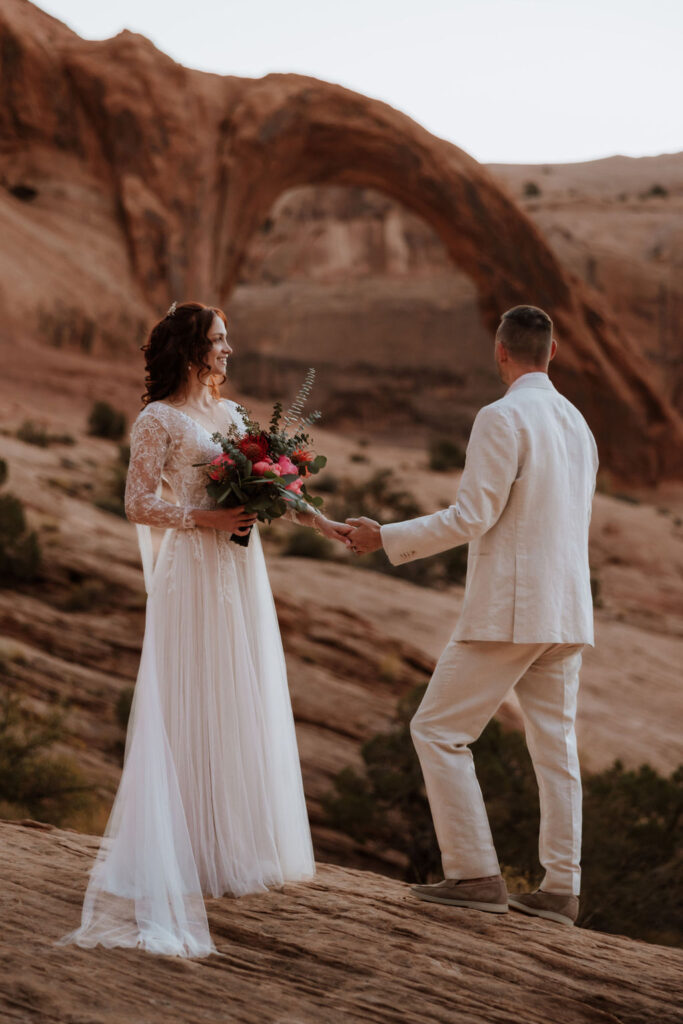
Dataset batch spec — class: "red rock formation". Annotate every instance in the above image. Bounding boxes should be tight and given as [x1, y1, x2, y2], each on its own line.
[1, 0, 681, 480]
[2, 820, 681, 1023]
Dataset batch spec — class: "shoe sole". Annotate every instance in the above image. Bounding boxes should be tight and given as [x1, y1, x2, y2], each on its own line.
[508, 897, 575, 926]
[412, 891, 508, 914]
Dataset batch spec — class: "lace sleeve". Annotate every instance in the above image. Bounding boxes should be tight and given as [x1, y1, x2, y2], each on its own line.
[282, 505, 323, 527]
[124, 412, 196, 529]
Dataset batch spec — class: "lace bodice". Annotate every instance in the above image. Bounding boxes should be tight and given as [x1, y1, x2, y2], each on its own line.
[124, 398, 311, 530]
[124, 399, 245, 529]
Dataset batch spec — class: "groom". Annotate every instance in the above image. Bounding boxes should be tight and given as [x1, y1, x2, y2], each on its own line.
[346, 305, 598, 927]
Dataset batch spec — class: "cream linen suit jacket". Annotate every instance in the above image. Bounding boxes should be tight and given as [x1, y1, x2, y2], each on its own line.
[380, 372, 599, 645]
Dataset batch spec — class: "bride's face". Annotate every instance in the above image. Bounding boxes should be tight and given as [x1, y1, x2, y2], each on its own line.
[203, 314, 233, 377]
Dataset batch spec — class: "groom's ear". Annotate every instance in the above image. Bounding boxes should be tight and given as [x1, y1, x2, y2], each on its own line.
[549, 337, 558, 362]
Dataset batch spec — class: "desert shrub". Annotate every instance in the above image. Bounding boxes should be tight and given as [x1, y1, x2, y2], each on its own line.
[115, 686, 134, 731]
[0, 492, 41, 584]
[645, 184, 668, 198]
[0, 692, 93, 825]
[16, 420, 49, 447]
[357, 544, 468, 589]
[523, 181, 541, 197]
[612, 492, 640, 505]
[315, 473, 340, 494]
[323, 685, 683, 947]
[428, 438, 466, 472]
[15, 421, 75, 447]
[328, 469, 468, 588]
[283, 529, 334, 560]
[94, 442, 130, 518]
[60, 578, 107, 612]
[330, 468, 421, 524]
[590, 574, 602, 608]
[88, 400, 127, 440]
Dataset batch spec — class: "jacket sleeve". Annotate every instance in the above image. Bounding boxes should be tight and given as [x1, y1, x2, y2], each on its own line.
[380, 404, 519, 565]
[124, 412, 197, 529]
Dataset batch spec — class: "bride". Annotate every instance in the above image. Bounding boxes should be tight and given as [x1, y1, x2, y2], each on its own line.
[59, 301, 351, 957]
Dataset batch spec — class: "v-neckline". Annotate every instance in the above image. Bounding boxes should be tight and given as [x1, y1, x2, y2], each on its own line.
[156, 399, 237, 438]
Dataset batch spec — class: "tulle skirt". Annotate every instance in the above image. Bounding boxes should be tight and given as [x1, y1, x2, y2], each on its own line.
[58, 524, 315, 957]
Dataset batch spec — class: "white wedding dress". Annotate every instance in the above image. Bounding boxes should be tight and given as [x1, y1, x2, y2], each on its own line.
[59, 398, 315, 957]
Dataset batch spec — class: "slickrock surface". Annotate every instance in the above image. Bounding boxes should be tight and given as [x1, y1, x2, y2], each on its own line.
[1, 0, 681, 478]
[1, 364, 682, 872]
[1, 820, 681, 1024]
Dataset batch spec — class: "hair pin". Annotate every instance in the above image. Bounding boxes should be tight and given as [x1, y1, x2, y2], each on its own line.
[166, 301, 178, 317]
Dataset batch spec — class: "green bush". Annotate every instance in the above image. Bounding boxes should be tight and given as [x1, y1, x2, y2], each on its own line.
[60, 578, 106, 612]
[328, 469, 468, 589]
[115, 686, 134, 732]
[0, 492, 41, 584]
[0, 692, 93, 825]
[15, 421, 75, 447]
[323, 685, 683, 947]
[16, 420, 49, 447]
[0, 459, 6, 487]
[330, 468, 421, 524]
[590, 574, 602, 608]
[315, 473, 340, 494]
[94, 442, 130, 518]
[283, 529, 334, 560]
[428, 438, 466, 472]
[87, 401, 127, 441]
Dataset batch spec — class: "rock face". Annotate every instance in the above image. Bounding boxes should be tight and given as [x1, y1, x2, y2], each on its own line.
[1, 819, 681, 1024]
[1, 356, 682, 878]
[488, 154, 683, 415]
[0, 0, 682, 480]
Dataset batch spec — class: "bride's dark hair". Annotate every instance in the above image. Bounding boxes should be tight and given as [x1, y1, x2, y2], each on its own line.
[140, 301, 228, 406]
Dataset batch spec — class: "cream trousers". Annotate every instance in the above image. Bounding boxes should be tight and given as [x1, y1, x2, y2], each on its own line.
[410, 639, 584, 895]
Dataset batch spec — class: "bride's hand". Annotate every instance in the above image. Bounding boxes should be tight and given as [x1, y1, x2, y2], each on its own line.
[194, 506, 258, 534]
[316, 517, 355, 544]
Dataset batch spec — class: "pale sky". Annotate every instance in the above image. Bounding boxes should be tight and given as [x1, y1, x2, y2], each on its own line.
[35, 0, 682, 165]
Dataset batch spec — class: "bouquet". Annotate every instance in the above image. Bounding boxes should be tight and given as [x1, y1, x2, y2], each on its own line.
[194, 368, 327, 546]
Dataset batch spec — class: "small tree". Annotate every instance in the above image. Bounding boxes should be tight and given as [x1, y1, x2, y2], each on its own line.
[0, 463, 41, 584]
[428, 438, 466, 472]
[88, 401, 127, 441]
[0, 693, 92, 825]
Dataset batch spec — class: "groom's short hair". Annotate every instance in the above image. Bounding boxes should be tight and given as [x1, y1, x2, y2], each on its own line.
[497, 305, 553, 365]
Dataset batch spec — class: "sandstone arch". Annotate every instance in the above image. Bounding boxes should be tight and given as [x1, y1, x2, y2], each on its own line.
[1, 0, 681, 480]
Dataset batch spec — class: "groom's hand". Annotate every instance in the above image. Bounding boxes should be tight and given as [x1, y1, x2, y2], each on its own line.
[345, 517, 383, 555]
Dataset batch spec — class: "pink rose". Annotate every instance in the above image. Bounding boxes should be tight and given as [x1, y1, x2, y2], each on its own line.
[277, 455, 299, 476]
[286, 477, 304, 495]
[252, 459, 273, 476]
[207, 453, 234, 481]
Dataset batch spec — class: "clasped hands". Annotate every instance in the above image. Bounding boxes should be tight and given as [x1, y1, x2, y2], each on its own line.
[317, 515, 383, 555]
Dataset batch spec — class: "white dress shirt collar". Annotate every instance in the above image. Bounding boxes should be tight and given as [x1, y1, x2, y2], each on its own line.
[506, 371, 555, 393]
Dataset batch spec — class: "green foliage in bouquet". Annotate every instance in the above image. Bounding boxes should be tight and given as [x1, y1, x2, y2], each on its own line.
[194, 369, 327, 545]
